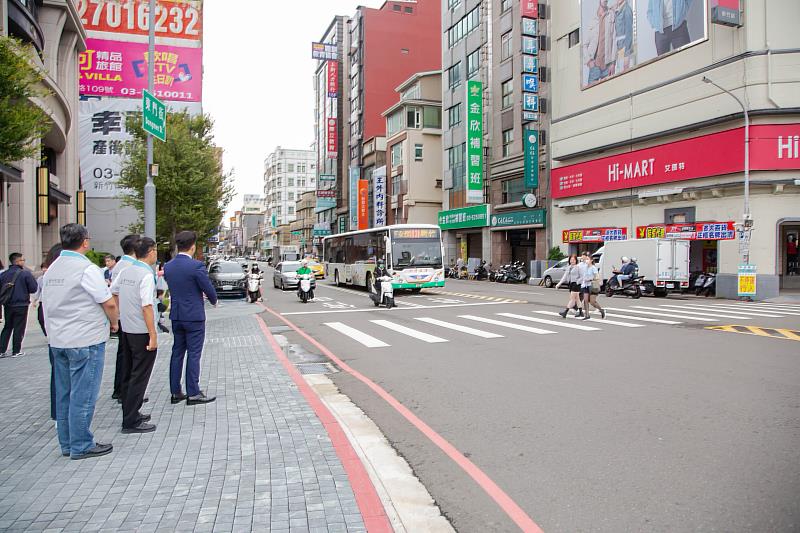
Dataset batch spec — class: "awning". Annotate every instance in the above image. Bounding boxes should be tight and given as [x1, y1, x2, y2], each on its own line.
[49, 182, 71, 204]
[0, 163, 23, 183]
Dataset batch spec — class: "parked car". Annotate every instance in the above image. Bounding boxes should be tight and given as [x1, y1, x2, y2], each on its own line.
[542, 258, 570, 288]
[208, 260, 247, 297]
[273, 261, 318, 291]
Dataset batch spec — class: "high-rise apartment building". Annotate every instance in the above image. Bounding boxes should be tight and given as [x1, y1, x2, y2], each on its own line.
[548, 0, 800, 298]
[263, 147, 317, 231]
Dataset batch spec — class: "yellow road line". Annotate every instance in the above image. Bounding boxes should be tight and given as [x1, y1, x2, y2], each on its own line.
[706, 324, 800, 341]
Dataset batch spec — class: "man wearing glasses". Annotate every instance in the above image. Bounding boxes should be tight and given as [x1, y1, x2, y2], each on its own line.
[0, 253, 38, 358]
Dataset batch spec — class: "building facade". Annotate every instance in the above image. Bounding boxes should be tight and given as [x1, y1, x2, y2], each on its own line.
[0, 0, 86, 266]
[383, 70, 443, 225]
[348, 0, 442, 231]
[548, 0, 800, 298]
[263, 146, 316, 228]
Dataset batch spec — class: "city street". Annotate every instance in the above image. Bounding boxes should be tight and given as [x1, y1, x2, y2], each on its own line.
[260, 274, 800, 532]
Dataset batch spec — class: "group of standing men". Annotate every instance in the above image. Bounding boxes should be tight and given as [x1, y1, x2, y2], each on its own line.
[31, 224, 218, 460]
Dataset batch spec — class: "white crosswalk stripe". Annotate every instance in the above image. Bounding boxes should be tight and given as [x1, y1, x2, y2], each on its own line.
[497, 313, 601, 331]
[325, 322, 389, 348]
[459, 315, 555, 335]
[604, 307, 718, 321]
[414, 317, 504, 338]
[670, 304, 787, 318]
[370, 320, 448, 343]
[649, 305, 754, 320]
[603, 312, 681, 324]
[534, 311, 645, 327]
[718, 303, 800, 314]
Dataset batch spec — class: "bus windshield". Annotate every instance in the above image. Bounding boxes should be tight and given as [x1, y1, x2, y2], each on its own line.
[392, 238, 442, 269]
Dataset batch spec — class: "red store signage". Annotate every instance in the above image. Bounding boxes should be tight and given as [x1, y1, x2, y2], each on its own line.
[327, 60, 338, 98]
[521, 0, 539, 18]
[636, 221, 735, 240]
[562, 227, 627, 243]
[551, 124, 800, 199]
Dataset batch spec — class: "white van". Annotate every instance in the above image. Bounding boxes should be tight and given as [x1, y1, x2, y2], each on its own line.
[596, 239, 690, 296]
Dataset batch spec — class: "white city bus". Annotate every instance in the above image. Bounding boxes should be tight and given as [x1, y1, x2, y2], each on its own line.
[323, 224, 445, 291]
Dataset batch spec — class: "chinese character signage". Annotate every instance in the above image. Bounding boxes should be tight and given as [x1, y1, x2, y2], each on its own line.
[562, 227, 627, 243]
[326, 118, 337, 158]
[522, 18, 537, 36]
[711, 0, 741, 26]
[737, 264, 756, 297]
[522, 74, 539, 93]
[142, 89, 166, 141]
[490, 209, 546, 228]
[523, 129, 539, 189]
[327, 61, 338, 98]
[437, 204, 489, 230]
[77, 0, 203, 42]
[523, 93, 539, 112]
[636, 222, 735, 240]
[349, 167, 359, 230]
[79, 38, 202, 101]
[522, 35, 538, 55]
[312, 42, 338, 60]
[373, 166, 387, 227]
[357, 179, 369, 230]
[521, 0, 539, 18]
[465, 80, 483, 205]
[522, 55, 538, 74]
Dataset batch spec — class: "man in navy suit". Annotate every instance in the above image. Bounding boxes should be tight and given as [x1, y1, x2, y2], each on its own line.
[163, 231, 218, 405]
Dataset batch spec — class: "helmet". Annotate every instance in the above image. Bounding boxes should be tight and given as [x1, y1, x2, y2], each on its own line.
[301, 259, 308, 266]
[377, 258, 385, 266]
[622, 256, 629, 263]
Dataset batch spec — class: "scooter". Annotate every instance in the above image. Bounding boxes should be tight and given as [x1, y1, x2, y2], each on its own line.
[474, 260, 489, 281]
[505, 261, 528, 284]
[297, 274, 314, 303]
[698, 272, 716, 297]
[246, 273, 262, 303]
[370, 275, 395, 308]
[605, 273, 644, 298]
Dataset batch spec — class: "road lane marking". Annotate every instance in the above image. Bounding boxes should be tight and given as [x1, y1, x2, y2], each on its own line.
[414, 317, 504, 338]
[281, 301, 511, 315]
[427, 290, 525, 303]
[612, 307, 720, 322]
[260, 304, 545, 533]
[651, 305, 754, 320]
[459, 315, 555, 335]
[707, 303, 796, 315]
[717, 303, 800, 314]
[534, 311, 645, 327]
[706, 325, 800, 341]
[325, 322, 389, 348]
[603, 309, 687, 323]
[672, 304, 787, 318]
[497, 312, 601, 331]
[370, 320, 448, 343]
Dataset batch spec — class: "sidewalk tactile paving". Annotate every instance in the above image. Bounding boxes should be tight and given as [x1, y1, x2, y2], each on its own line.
[0, 311, 367, 532]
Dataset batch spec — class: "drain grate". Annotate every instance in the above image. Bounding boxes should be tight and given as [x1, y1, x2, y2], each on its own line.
[296, 363, 337, 375]
[270, 325, 291, 333]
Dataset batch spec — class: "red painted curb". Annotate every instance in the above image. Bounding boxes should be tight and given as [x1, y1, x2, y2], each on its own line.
[254, 314, 393, 533]
[259, 304, 545, 533]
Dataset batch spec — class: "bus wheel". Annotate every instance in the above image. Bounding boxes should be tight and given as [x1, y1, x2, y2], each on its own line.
[410, 288, 421, 294]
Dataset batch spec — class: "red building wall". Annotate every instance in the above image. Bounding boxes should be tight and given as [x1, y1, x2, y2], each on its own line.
[361, 0, 442, 141]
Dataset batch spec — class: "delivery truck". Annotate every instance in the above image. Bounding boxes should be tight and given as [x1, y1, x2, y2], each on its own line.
[596, 238, 690, 296]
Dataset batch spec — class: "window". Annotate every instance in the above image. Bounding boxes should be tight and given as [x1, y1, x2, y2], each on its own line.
[448, 103, 462, 128]
[401, 83, 420, 101]
[502, 178, 526, 204]
[404, 6, 413, 13]
[447, 7, 480, 48]
[387, 111, 403, 136]
[501, 78, 514, 109]
[288, 178, 294, 187]
[502, 128, 514, 157]
[277, 191, 283, 201]
[277, 163, 282, 172]
[423, 106, 441, 128]
[406, 106, 421, 129]
[448, 62, 461, 90]
[310, 178, 315, 185]
[467, 49, 480, 78]
[501, 0, 512, 12]
[392, 174, 403, 196]
[448, 143, 466, 188]
[297, 163, 306, 172]
[501, 32, 513, 61]
[298, 179, 305, 187]
[448, 0, 461, 9]
[393, 3, 400, 11]
[288, 163, 295, 172]
[414, 144, 423, 161]
[568, 29, 580, 48]
[288, 206, 295, 215]
[289, 192, 295, 201]
[391, 143, 403, 168]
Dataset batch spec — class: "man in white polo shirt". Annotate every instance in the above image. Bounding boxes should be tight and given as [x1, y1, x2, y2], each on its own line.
[42, 224, 119, 460]
[112, 236, 159, 434]
[111, 234, 140, 402]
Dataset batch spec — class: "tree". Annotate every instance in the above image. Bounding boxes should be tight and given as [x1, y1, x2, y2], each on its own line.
[118, 110, 234, 250]
[0, 36, 51, 164]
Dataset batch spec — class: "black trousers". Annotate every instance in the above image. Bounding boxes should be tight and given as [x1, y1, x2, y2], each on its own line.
[113, 321, 126, 396]
[121, 332, 157, 428]
[0, 305, 28, 355]
[654, 21, 691, 55]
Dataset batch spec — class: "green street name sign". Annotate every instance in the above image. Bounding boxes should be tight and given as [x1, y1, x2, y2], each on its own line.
[523, 128, 539, 189]
[465, 80, 484, 204]
[142, 89, 166, 142]
[438, 204, 489, 230]
[490, 208, 546, 228]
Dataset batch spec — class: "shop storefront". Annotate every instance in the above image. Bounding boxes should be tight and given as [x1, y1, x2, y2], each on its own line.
[551, 122, 800, 299]
[490, 208, 547, 267]
[438, 204, 490, 266]
[562, 227, 627, 256]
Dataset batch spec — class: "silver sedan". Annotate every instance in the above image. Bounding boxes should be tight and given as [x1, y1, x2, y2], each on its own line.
[273, 261, 317, 291]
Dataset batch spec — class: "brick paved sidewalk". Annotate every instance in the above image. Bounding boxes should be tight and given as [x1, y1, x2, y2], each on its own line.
[0, 308, 368, 533]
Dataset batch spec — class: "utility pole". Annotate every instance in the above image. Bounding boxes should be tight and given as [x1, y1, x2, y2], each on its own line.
[144, 0, 156, 239]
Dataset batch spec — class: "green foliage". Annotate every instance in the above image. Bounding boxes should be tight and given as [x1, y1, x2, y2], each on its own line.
[547, 246, 566, 261]
[118, 111, 234, 248]
[86, 249, 112, 268]
[0, 37, 51, 164]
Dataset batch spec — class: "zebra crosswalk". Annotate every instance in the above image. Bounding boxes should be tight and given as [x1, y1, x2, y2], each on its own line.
[320, 301, 800, 349]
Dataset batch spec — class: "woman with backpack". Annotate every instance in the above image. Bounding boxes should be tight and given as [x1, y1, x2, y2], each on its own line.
[556, 254, 584, 318]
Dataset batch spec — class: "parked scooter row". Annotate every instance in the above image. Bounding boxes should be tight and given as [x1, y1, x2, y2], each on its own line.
[489, 261, 528, 284]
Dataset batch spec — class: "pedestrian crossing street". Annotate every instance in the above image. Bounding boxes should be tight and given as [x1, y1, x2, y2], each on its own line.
[322, 301, 800, 348]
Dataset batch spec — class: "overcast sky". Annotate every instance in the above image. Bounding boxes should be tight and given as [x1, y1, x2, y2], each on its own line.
[203, 1, 380, 216]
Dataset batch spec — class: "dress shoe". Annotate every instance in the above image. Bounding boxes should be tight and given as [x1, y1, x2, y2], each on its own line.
[187, 392, 216, 405]
[142, 397, 149, 403]
[137, 414, 151, 423]
[121, 422, 156, 434]
[170, 393, 187, 404]
[71, 443, 113, 460]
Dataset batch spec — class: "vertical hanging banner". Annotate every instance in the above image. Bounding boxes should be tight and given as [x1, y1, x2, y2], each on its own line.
[349, 166, 359, 230]
[326, 118, 337, 158]
[327, 61, 338, 98]
[465, 80, 483, 204]
[357, 179, 369, 230]
[373, 166, 387, 227]
[524, 129, 539, 189]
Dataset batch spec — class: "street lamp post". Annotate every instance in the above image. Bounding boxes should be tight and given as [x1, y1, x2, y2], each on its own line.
[702, 76, 752, 264]
[143, 0, 156, 239]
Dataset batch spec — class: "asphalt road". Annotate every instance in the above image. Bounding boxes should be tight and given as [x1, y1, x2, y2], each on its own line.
[257, 273, 800, 533]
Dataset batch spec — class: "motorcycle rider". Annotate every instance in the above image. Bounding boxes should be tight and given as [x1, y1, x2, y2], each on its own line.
[247, 265, 263, 303]
[613, 256, 636, 288]
[373, 258, 390, 293]
[296, 259, 314, 299]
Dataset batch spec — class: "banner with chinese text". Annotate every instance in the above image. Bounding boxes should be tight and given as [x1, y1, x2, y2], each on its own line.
[465, 80, 483, 204]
